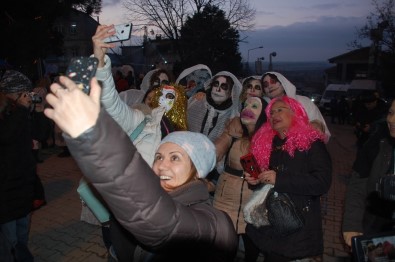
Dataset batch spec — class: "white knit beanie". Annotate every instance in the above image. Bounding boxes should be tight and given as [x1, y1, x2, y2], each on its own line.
[159, 131, 216, 178]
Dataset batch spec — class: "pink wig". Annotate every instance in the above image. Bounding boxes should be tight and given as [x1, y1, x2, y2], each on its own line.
[251, 96, 325, 169]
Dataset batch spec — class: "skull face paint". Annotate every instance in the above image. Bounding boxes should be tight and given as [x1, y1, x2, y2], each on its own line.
[210, 76, 231, 104]
[159, 86, 176, 112]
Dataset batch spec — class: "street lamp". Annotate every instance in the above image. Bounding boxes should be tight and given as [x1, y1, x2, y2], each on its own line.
[255, 57, 264, 75]
[247, 46, 263, 74]
[269, 52, 277, 71]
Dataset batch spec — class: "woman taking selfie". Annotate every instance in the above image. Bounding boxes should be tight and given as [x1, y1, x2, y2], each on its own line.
[43, 76, 237, 261]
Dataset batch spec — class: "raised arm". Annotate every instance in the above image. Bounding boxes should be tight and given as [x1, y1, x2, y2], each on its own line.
[92, 25, 145, 135]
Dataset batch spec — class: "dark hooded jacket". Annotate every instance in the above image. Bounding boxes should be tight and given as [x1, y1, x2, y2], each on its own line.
[64, 110, 238, 261]
[0, 104, 35, 223]
[343, 123, 395, 235]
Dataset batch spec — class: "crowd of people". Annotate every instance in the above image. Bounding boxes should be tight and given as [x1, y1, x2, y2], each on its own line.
[1, 23, 393, 262]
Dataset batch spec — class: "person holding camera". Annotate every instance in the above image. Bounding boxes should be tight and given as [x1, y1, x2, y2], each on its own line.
[343, 99, 395, 248]
[0, 70, 36, 261]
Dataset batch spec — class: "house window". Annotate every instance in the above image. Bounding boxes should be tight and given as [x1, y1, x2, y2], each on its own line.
[70, 22, 77, 34]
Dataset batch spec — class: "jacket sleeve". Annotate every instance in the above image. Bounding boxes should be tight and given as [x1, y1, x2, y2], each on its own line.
[95, 55, 144, 136]
[64, 110, 236, 251]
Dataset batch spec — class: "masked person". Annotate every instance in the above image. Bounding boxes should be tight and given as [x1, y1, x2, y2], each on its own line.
[176, 64, 212, 98]
[140, 68, 172, 94]
[213, 96, 268, 261]
[187, 71, 242, 142]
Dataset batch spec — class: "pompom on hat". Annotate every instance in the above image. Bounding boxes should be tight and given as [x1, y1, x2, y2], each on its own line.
[0, 70, 32, 94]
[159, 131, 216, 178]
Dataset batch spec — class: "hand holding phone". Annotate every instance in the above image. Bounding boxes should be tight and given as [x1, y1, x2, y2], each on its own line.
[103, 23, 133, 43]
[65, 57, 99, 94]
[240, 153, 261, 179]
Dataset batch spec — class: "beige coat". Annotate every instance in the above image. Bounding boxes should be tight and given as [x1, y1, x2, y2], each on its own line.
[213, 117, 253, 234]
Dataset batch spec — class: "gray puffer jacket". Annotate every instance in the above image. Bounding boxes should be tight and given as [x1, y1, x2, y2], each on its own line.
[64, 110, 238, 261]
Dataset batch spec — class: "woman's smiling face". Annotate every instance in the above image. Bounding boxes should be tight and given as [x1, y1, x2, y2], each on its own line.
[152, 142, 194, 192]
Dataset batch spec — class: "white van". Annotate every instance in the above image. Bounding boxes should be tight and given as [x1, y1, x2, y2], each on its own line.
[319, 84, 350, 114]
[347, 79, 377, 98]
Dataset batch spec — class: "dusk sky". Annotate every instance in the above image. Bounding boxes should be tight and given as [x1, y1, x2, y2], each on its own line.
[98, 0, 374, 62]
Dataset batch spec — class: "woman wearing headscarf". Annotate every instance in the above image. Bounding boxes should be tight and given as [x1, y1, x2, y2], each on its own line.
[176, 64, 212, 98]
[244, 96, 332, 261]
[187, 71, 242, 142]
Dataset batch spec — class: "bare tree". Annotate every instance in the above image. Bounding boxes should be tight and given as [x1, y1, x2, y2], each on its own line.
[122, 0, 255, 40]
[218, 0, 255, 31]
[122, 0, 188, 40]
[350, 0, 395, 54]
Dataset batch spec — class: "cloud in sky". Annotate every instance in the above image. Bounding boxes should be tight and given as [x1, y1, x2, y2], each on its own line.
[102, 0, 122, 8]
[239, 15, 371, 62]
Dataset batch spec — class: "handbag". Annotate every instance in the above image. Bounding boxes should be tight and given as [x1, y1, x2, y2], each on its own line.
[266, 188, 305, 236]
[77, 178, 110, 223]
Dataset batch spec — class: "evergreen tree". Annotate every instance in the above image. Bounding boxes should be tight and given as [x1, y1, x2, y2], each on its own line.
[179, 5, 242, 75]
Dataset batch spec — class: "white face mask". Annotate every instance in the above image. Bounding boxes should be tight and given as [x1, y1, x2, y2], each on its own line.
[210, 76, 231, 104]
[159, 86, 176, 112]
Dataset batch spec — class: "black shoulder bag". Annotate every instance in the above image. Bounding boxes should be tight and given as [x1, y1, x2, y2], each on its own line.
[266, 188, 305, 236]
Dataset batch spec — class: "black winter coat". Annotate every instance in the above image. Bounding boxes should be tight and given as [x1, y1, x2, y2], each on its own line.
[65, 110, 238, 261]
[343, 125, 395, 235]
[0, 105, 35, 223]
[246, 136, 332, 259]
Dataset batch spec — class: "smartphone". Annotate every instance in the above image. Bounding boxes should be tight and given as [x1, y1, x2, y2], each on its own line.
[240, 153, 261, 179]
[103, 23, 133, 43]
[65, 57, 99, 94]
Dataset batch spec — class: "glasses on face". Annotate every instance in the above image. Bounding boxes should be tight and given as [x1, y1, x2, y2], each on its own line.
[269, 106, 291, 116]
[246, 84, 262, 91]
[212, 81, 230, 91]
[262, 78, 277, 88]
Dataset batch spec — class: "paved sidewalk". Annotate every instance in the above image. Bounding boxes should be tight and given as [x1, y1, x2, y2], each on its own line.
[322, 120, 356, 261]
[30, 147, 108, 262]
[29, 119, 356, 261]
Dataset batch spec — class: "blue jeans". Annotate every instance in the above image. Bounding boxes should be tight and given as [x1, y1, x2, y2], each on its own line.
[0, 214, 34, 261]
